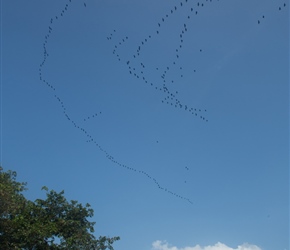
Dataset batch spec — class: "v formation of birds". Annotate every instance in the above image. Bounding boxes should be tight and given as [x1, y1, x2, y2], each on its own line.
[38, 0, 286, 205]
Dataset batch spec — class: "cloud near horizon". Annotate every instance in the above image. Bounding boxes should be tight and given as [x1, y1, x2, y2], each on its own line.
[152, 241, 262, 250]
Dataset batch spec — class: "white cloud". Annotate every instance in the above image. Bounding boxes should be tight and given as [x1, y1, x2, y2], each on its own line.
[152, 241, 262, 250]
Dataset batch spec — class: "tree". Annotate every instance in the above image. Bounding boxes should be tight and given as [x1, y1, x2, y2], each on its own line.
[0, 166, 120, 250]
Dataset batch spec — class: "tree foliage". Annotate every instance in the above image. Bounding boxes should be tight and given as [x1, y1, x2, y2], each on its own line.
[0, 166, 120, 250]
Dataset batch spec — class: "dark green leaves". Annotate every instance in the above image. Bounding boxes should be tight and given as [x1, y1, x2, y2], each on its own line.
[0, 167, 120, 250]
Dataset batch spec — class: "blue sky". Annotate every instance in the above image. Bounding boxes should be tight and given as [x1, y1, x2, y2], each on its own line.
[0, 0, 289, 250]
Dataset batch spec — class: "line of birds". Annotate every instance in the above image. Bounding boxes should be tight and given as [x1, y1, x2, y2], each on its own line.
[54, 93, 194, 203]
[83, 112, 102, 122]
[38, 0, 195, 205]
[109, 0, 211, 122]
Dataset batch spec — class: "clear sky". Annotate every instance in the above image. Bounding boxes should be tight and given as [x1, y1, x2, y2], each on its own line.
[1, 0, 289, 250]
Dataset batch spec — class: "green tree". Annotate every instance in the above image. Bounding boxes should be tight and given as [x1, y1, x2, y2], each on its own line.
[0, 166, 120, 250]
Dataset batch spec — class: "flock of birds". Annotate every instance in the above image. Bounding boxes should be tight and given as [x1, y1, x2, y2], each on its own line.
[257, 2, 286, 24]
[38, 0, 286, 204]
[108, 0, 287, 121]
[38, 0, 199, 204]
[107, 0, 212, 122]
